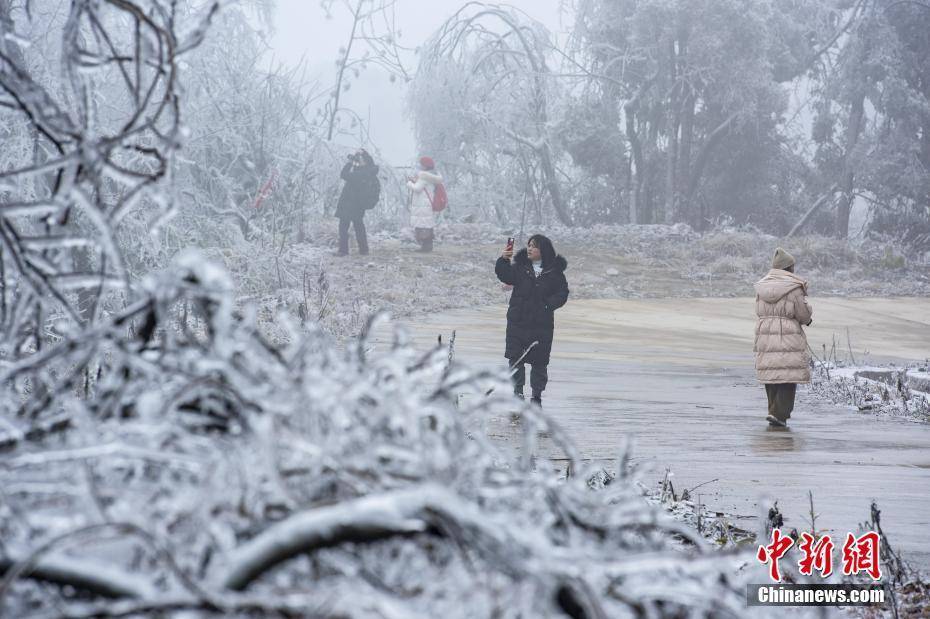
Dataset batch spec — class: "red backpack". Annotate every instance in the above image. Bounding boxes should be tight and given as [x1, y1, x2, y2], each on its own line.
[425, 183, 448, 213]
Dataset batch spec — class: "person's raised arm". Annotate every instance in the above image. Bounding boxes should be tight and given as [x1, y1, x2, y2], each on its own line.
[407, 173, 425, 192]
[495, 249, 515, 285]
[340, 161, 354, 181]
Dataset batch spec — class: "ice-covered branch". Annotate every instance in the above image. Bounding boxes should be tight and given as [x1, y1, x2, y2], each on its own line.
[0, 553, 155, 600]
[221, 486, 440, 590]
[0, 0, 216, 367]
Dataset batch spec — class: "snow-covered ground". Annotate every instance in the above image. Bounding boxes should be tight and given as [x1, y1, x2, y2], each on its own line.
[815, 364, 930, 423]
[5, 224, 928, 616]
[5, 263, 845, 618]
[384, 296, 930, 575]
[228, 222, 930, 342]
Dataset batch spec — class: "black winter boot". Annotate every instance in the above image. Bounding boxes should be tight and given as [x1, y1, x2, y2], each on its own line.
[530, 392, 542, 406]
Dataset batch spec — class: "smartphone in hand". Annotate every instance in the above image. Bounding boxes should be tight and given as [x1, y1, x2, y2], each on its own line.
[506, 237, 515, 252]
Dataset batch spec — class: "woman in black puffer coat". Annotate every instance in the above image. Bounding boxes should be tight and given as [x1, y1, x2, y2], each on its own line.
[494, 234, 569, 406]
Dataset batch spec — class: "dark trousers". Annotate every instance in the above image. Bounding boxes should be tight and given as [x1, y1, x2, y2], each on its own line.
[415, 227, 433, 252]
[510, 361, 548, 396]
[338, 215, 368, 255]
[765, 384, 797, 422]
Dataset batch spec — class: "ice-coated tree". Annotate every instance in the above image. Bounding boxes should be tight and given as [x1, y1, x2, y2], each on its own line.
[321, 0, 412, 141]
[812, 0, 930, 243]
[2, 1, 910, 616]
[1, 3, 825, 617]
[162, 6, 323, 258]
[565, 0, 834, 230]
[410, 2, 573, 227]
[0, 0, 219, 351]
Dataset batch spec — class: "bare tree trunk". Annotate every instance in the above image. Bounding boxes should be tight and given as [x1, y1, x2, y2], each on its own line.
[527, 52, 571, 226]
[0, 0, 25, 67]
[922, 117, 930, 172]
[624, 76, 655, 225]
[625, 109, 642, 224]
[664, 124, 678, 223]
[642, 180, 653, 224]
[326, 0, 363, 141]
[686, 112, 737, 202]
[787, 184, 838, 238]
[677, 93, 695, 225]
[673, 23, 694, 226]
[627, 164, 637, 224]
[537, 146, 572, 226]
[838, 91, 865, 239]
[663, 38, 679, 223]
[922, 116, 930, 211]
[643, 106, 663, 224]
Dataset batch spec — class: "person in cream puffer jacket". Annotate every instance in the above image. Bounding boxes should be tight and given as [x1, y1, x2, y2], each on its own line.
[754, 247, 813, 427]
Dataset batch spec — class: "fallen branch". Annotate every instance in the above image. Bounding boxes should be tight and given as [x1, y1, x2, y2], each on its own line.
[220, 482, 709, 596]
[683, 478, 719, 499]
[0, 413, 72, 451]
[0, 442, 203, 472]
[219, 484, 518, 591]
[787, 184, 838, 238]
[0, 522, 218, 612]
[57, 595, 336, 619]
[0, 552, 155, 600]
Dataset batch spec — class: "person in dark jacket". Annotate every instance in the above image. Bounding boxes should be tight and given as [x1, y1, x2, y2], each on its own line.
[494, 234, 569, 406]
[335, 149, 380, 256]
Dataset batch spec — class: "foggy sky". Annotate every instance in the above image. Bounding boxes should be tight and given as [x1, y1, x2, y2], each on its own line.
[270, 0, 564, 165]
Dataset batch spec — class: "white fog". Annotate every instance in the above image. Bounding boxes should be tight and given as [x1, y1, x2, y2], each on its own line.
[1, 0, 928, 616]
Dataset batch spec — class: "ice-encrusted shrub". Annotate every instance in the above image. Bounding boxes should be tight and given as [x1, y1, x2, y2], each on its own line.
[790, 236, 862, 270]
[0, 254, 811, 618]
[699, 231, 761, 258]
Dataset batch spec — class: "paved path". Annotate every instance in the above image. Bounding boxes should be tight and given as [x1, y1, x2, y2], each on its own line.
[393, 297, 930, 570]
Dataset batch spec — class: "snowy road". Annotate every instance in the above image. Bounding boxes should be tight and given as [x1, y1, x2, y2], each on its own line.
[394, 297, 930, 571]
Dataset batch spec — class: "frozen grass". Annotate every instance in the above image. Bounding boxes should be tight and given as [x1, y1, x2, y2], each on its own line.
[214, 221, 930, 341]
[2, 254, 819, 618]
[810, 363, 930, 423]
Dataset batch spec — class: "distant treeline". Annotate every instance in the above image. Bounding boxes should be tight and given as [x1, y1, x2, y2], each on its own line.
[407, 0, 929, 247]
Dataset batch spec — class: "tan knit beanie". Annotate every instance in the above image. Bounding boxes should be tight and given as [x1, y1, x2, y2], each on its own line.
[772, 247, 795, 270]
